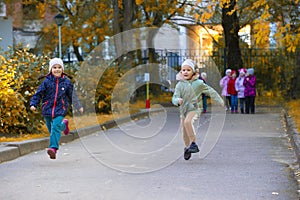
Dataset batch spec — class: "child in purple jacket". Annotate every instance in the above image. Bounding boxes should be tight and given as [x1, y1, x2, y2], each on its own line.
[235, 68, 246, 113]
[243, 68, 256, 114]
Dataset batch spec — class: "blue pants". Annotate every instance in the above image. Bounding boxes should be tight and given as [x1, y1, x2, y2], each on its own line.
[44, 116, 66, 149]
[230, 95, 238, 111]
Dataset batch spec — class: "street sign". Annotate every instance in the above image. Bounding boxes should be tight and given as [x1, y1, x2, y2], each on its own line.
[144, 73, 150, 82]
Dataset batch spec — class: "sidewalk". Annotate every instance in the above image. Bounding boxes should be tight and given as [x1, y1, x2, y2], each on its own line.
[0, 108, 162, 163]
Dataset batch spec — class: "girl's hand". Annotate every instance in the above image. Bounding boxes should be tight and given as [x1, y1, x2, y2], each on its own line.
[178, 98, 183, 106]
[192, 73, 199, 80]
[30, 106, 36, 111]
[221, 102, 225, 108]
[176, 72, 184, 80]
[79, 107, 84, 114]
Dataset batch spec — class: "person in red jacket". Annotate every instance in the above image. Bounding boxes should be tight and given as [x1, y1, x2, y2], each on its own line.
[227, 70, 238, 113]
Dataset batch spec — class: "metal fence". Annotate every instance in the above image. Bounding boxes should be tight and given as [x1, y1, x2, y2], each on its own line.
[65, 48, 300, 98]
[157, 48, 300, 97]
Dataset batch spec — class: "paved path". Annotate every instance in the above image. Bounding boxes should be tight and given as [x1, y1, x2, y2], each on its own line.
[0, 107, 298, 200]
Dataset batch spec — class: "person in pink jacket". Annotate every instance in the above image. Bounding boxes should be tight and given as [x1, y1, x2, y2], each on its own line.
[219, 69, 231, 111]
[235, 68, 246, 113]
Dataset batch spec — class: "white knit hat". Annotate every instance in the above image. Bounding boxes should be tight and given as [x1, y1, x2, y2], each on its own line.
[181, 59, 195, 72]
[225, 69, 232, 75]
[49, 58, 64, 72]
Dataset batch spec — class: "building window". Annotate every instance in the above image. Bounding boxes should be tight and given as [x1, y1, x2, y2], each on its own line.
[0, 2, 6, 17]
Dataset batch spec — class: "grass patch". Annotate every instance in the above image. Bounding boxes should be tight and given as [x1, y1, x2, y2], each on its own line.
[286, 99, 300, 133]
[0, 114, 116, 143]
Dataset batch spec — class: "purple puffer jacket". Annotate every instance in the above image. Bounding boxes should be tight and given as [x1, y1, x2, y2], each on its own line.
[235, 76, 245, 98]
[243, 75, 256, 97]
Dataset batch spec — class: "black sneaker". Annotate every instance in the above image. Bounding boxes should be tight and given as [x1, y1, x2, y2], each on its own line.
[184, 147, 191, 160]
[188, 142, 199, 153]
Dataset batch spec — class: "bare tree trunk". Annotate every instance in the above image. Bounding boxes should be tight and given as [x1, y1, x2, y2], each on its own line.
[222, 0, 243, 71]
[123, 0, 134, 31]
[112, 0, 136, 66]
[122, 0, 135, 65]
[112, 0, 122, 65]
[290, 49, 300, 98]
[112, 0, 121, 34]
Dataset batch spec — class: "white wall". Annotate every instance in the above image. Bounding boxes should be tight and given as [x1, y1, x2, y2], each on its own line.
[0, 17, 13, 51]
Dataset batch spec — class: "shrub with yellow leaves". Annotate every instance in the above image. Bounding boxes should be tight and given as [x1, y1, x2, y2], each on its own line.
[0, 48, 49, 135]
[0, 47, 135, 136]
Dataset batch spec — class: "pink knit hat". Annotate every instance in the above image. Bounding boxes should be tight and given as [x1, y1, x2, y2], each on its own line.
[238, 68, 247, 74]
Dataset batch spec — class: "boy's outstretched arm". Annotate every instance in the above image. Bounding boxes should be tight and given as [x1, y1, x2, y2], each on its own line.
[201, 84, 224, 107]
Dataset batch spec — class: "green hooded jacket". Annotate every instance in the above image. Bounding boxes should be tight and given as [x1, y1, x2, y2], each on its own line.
[172, 75, 224, 118]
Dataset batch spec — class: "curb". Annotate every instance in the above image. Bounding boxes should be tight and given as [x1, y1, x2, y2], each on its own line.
[0, 108, 163, 163]
[283, 110, 300, 167]
[283, 110, 300, 196]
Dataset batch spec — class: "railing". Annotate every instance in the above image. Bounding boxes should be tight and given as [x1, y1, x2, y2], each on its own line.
[63, 48, 300, 98]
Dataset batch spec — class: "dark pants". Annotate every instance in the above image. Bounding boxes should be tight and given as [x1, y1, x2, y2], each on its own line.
[226, 96, 231, 109]
[239, 98, 245, 113]
[245, 96, 255, 114]
[202, 94, 207, 111]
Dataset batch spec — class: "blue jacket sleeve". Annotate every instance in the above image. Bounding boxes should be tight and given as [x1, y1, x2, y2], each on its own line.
[30, 81, 46, 107]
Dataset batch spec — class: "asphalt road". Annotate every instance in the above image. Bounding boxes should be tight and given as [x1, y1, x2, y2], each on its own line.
[0, 107, 298, 200]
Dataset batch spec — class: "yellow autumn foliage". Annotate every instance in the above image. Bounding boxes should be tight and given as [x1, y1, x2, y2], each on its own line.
[0, 48, 49, 135]
[0, 55, 27, 133]
[200, 12, 214, 23]
[287, 100, 300, 133]
[249, 0, 299, 52]
[136, 0, 144, 5]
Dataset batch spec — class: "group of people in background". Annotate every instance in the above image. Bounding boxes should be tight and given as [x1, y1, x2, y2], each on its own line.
[220, 67, 256, 114]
